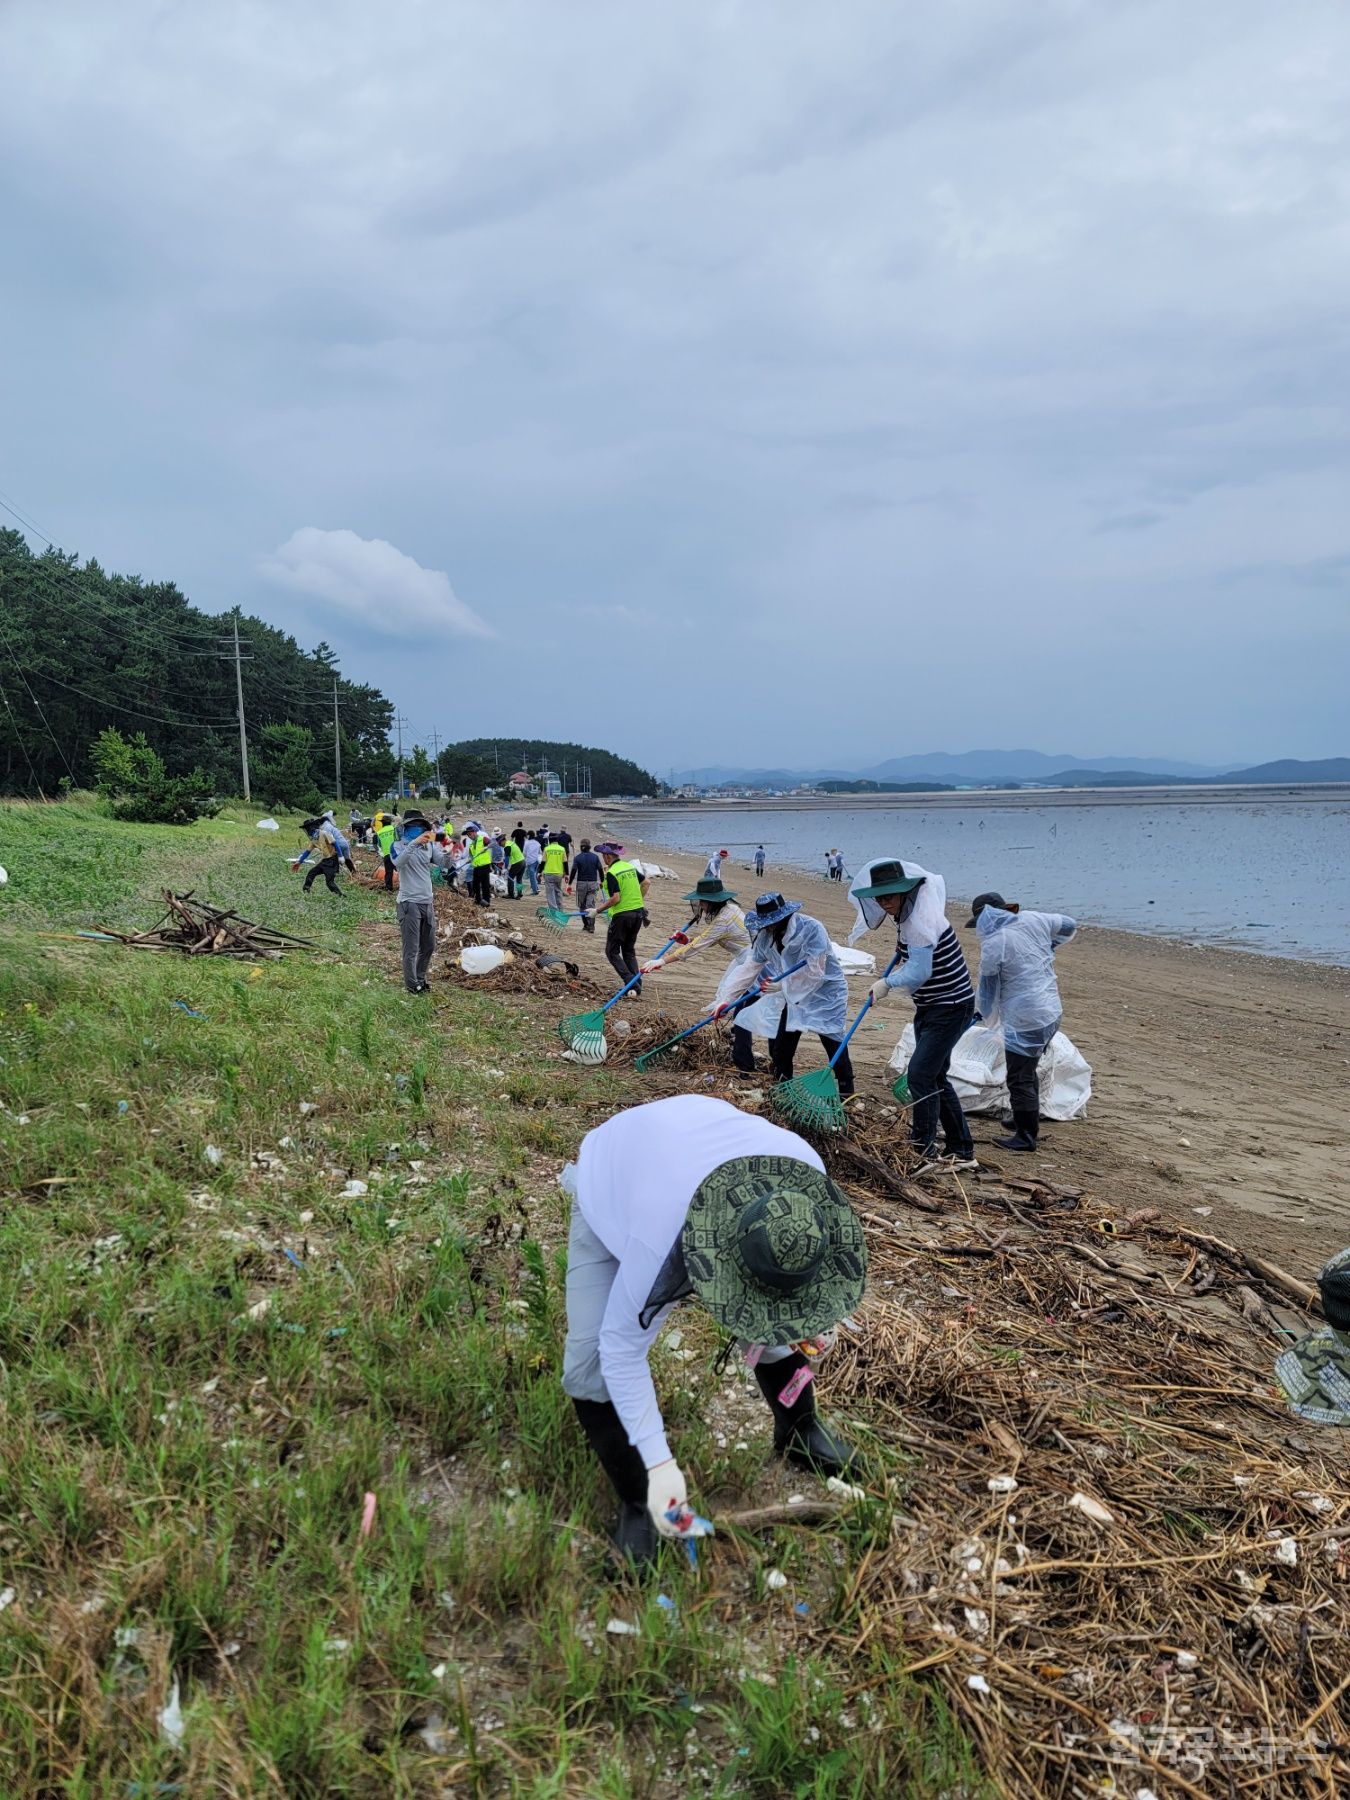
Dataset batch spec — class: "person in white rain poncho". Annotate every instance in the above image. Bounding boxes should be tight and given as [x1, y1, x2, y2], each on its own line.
[642, 875, 760, 1074]
[849, 858, 976, 1169]
[719, 894, 854, 1096]
[968, 892, 1078, 1153]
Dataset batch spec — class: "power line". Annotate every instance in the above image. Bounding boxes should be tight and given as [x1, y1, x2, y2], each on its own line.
[0, 669, 40, 788]
[0, 615, 79, 784]
[5, 665, 236, 729]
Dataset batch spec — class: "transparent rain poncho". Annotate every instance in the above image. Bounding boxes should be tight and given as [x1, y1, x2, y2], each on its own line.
[720, 910, 847, 1037]
[974, 906, 1078, 1054]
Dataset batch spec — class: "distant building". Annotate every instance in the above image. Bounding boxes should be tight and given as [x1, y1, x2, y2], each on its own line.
[508, 770, 535, 793]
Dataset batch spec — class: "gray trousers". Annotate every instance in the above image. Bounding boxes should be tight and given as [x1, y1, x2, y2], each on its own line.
[574, 878, 599, 932]
[397, 899, 436, 991]
[544, 873, 565, 912]
[561, 1204, 790, 1417]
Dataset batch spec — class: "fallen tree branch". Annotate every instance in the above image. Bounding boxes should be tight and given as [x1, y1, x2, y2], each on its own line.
[1169, 1228, 1319, 1314]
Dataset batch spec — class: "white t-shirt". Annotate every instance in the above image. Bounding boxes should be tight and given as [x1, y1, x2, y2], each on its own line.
[575, 1095, 825, 1467]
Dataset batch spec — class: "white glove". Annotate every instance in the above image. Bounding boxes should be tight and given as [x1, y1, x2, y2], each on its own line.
[646, 1458, 694, 1537]
[642, 958, 664, 974]
[868, 978, 892, 1007]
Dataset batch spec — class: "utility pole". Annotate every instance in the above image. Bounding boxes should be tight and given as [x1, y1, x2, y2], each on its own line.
[431, 727, 441, 799]
[332, 677, 342, 801]
[395, 713, 406, 798]
[216, 610, 253, 802]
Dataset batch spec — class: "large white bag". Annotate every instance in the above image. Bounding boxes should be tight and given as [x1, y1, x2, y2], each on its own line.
[832, 941, 876, 979]
[889, 1023, 1092, 1121]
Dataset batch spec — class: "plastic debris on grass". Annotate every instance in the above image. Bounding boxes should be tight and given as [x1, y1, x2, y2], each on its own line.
[158, 1678, 185, 1747]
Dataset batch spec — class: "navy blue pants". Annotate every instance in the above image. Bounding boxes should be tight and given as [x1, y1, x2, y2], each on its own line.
[907, 1002, 974, 1159]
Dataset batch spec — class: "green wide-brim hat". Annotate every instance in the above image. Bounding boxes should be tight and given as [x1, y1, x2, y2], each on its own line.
[852, 859, 926, 901]
[1274, 1326, 1350, 1426]
[682, 1155, 867, 1345]
[683, 876, 738, 905]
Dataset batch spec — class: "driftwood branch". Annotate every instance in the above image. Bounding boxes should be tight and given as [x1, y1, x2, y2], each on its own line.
[1171, 1228, 1319, 1314]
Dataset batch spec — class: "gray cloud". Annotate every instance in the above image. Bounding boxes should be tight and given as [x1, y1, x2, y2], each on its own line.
[2, 0, 1348, 768]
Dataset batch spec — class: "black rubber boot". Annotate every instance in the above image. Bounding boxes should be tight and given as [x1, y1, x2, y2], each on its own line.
[753, 1352, 856, 1476]
[571, 1397, 658, 1570]
[996, 1109, 1039, 1153]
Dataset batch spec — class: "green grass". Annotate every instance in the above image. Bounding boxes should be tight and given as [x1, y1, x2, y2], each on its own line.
[0, 798, 986, 1798]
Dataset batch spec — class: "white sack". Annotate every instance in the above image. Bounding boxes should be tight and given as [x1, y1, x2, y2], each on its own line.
[889, 1023, 1092, 1121]
[832, 941, 876, 979]
[256, 818, 280, 831]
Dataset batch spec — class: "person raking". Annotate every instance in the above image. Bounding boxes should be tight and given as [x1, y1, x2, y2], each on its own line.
[643, 874, 759, 1075]
[850, 858, 977, 1171]
[719, 893, 854, 1095]
[561, 1094, 867, 1567]
[593, 842, 650, 995]
[968, 891, 1078, 1153]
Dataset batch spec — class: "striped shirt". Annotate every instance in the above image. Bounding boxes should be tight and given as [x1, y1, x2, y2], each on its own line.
[895, 922, 974, 1010]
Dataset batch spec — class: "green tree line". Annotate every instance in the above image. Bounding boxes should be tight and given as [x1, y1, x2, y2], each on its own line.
[0, 529, 396, 801]
[439, 738, 656, 798]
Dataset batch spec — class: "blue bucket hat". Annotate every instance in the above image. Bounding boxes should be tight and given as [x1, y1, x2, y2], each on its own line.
[746, 892, 803, 931]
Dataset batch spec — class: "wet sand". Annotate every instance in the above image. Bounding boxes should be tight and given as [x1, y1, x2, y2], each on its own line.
[526, 810, 1349, 1278]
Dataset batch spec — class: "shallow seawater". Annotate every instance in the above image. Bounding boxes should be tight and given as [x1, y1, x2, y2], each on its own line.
[626, 800, 1350, 966]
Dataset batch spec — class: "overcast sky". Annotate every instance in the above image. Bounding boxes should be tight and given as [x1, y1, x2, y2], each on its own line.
[4, 0, 1348, 774]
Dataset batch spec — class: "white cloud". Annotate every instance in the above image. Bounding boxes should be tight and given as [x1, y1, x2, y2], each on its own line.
[258, 527, 493, 640]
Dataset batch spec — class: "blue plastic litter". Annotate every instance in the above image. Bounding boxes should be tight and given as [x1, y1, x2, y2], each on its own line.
[793, 1600, 810, 1618]
[170, 1000, 206, 1018]
[656, 1594, 677, 1612]
[281, 1248, 306, 1271]
[117, 1100, 129, 1114]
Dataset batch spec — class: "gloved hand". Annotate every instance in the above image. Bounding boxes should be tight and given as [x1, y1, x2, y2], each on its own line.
[797, 1326, 839, 1358]
[646, 1458, 694, 1537]
[868, 978, 892, 1007]
[672, 931, 690, 945]
[642, 958, 664, 975]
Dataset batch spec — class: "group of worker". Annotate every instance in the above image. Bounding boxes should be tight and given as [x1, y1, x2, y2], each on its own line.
[287, 816, 1348, 1578]
[555, 846, 1088, 1567]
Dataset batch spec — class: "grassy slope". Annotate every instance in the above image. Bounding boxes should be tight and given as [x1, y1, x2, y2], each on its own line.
[0, 802, 982, 1798]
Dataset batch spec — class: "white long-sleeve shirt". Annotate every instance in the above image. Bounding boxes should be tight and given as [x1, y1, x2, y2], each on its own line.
[660, 902, 750, 968]
[575, 1096, 825, 1467]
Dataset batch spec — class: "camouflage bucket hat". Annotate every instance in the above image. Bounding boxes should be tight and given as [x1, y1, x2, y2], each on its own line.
[681, 1155, 867, 1346]
[1274, 1247, 1350, 1426]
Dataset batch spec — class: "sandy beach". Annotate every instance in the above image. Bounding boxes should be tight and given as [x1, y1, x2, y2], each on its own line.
[526, 809, 1350, 1277]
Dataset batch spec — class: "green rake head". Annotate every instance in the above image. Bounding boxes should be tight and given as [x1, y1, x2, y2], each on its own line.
[891, 1074, 911, 1105]
[770, 1066, 848, 1134]
[633, 1039, 674, 1074]
[558, 1007, 608, 1061]
[536, 904, 574, 933]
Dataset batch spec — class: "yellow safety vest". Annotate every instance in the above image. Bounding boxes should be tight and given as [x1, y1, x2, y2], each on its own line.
[506, 838, 524, 867]
[606, 859, 645, 915]
[470, 833, 492, 868]
[542, 841, 566, 876]
[376, 824, 396, 856]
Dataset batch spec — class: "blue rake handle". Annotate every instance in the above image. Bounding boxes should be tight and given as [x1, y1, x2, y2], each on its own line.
[824, 953, 902, 1071]
[598, 918, 698, 1015]
[648, 959, 810, 1058]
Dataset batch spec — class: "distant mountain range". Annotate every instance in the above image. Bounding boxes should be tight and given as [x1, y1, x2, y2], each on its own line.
[671, 752, 1350, 789]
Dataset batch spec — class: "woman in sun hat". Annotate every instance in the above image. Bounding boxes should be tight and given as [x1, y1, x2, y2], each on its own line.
[560, 1094, 867, 1566]
[718, 893, 854, 1095]
[1274, 1248, 1350, 1427]
[641, 874, 764, 1074]
[849, 858, 976, 1170]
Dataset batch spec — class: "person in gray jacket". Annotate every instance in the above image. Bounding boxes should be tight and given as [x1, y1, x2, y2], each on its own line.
[969, 892, 1078, 1152]
[391, 813, 446, 994]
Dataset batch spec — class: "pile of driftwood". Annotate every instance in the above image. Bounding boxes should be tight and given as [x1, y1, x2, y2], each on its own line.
[89, 890, 319, 960]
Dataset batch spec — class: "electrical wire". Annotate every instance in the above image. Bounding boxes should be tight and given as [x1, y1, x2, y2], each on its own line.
[0, 615, 79, 783]
[0, 669, 40, 787]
